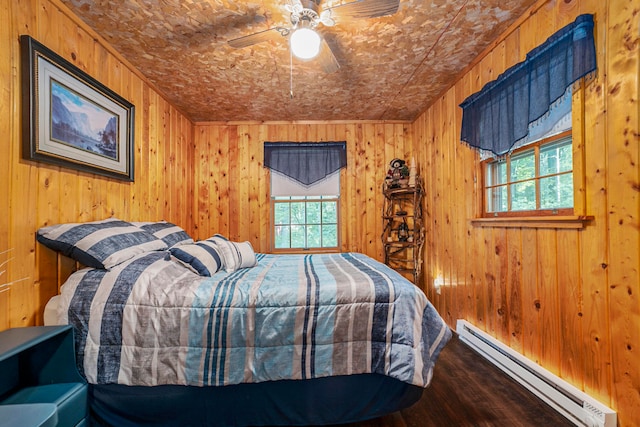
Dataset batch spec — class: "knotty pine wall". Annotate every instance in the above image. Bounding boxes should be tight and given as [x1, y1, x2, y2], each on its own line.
[0, 0, 194, 329]
[413, 0, 639, 425]
[192, 121, 413, 259]
[1, 0, 638, 425]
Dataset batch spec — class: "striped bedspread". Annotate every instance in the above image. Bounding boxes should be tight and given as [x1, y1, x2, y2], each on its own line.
[58, 251, 451, 388]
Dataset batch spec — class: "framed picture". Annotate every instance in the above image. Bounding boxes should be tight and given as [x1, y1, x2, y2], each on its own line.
[20, 35, 135, 181]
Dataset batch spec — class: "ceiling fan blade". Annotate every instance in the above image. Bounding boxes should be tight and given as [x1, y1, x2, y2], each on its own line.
[325, 0, 400, 20]
[319, 10, 336, 27]
[317, 38, 340, 74]
[291, 0, 304, 15]
[228, 27, 285, 49]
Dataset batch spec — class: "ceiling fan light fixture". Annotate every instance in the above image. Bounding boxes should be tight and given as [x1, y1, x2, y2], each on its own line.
[290, 27, 321, 60]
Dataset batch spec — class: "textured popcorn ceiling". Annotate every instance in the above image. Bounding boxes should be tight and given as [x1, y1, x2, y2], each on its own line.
[59, 0, 538, 122]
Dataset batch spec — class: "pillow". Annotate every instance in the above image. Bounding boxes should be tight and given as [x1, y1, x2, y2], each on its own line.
[132, 221, 193, 248]
[36, 218, 167, 269]
[210, 234, 257, 273]
[169, 240, 223, 276]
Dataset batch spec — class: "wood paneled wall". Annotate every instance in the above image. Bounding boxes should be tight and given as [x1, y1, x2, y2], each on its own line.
[192, 121, 412, 260]
[413, 0, 639, 425]
[2, 0, 638, 425]
[0, 0, 194, 330]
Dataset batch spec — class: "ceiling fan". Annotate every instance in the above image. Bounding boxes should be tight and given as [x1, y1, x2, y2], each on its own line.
[227, 0, 401, 74]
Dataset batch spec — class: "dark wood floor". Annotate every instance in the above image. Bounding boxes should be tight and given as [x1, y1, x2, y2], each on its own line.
[338, 334, 574, 427]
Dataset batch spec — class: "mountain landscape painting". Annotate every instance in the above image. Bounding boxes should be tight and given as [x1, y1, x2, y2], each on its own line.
[50, 80, 118, 160]
[22, 35, 134, 180]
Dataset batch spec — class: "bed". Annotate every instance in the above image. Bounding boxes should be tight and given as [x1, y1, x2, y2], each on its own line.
[39, 218, 452, 426]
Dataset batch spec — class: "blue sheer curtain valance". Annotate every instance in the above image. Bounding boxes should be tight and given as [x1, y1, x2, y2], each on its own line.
[459, 14, 596, 156]
[264, 141, 347, 186]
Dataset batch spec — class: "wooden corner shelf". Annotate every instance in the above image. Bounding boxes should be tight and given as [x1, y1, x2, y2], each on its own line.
[381, 177, 424, 284]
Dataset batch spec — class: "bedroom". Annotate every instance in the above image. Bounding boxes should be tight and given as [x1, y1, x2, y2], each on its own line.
[0, 0, 638, 426]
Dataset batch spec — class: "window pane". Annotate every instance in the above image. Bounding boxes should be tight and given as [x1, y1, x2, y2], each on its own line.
[321, 201, 337, 223]
[540, 140, 572, 176]
[306, 202, 321, 224]
[290, 202, 306, 225]
[486, 161, 507, 186]
[510, 181, 536, 211]
[510, 151, 535, 181]
[291, 225, 306, 248]
[558, 143, 573, 171]
[274, 225, 290, 249]
[272, 199, 340, 250]
[482, 129, 573, 216]
[274, 203, 290, 225]
[306, 225, 322, 248]
[322, 224, 338, 247]
[541, 173, 573, 209]
[486, 186, 508, 212]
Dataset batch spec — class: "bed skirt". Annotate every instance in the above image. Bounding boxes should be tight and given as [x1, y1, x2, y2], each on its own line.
[89, 373, 423, 426]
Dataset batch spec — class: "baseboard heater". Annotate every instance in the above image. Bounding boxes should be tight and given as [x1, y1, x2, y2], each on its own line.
[456, 320, 616, 427]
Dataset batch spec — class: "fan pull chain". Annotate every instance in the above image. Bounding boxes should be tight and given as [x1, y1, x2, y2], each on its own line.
[290, 47, 294, 99]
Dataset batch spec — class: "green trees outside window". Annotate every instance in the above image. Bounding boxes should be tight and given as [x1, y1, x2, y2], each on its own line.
[273, 197, 338, 250]
[484, 133, 573, 216]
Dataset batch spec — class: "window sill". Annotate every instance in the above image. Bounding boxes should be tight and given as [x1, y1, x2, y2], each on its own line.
[271, 248, 340, 254]
[470, 215, 593, 229]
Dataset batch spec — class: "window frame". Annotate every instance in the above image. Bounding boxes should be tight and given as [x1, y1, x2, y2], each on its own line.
[471, 83, 592, 229]
[481, 130, 574, 218]
[270, 195, 342, 254]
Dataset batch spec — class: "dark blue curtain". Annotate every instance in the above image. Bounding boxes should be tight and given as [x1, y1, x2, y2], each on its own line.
[264, 141, 347, 186]
[459, 14, 596, 156]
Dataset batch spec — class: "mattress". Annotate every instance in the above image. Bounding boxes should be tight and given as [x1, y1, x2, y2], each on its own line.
[55, 251, 451, 389]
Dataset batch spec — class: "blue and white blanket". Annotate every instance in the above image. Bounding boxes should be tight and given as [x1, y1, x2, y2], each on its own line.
[58, 251, 451, 388]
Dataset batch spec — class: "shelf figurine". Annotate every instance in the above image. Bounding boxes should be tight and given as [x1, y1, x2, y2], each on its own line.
[387, 158, 410, 188]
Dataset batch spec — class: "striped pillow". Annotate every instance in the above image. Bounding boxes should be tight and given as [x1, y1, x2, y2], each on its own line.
[36, 218, 168, 269]
[169, 240, 223, 276]
[210, 234, 258, 273]
[132, 221, 193, 248]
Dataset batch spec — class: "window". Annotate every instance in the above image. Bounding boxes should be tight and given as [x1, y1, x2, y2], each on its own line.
[483, 130, 573, 217]
[461, 14, 595, 226]
[271, 172, 340, 252]
[273, 196, 339, 250]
